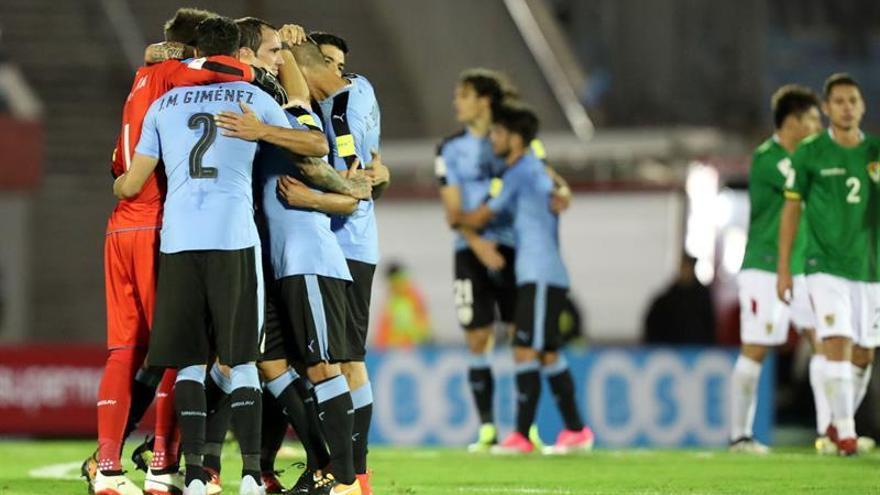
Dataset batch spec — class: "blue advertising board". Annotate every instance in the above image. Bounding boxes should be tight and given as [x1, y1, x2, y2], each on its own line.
[365, 347, 774, 447]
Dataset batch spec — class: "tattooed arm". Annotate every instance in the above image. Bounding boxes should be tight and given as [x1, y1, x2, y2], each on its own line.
[295, 155, 372, 200]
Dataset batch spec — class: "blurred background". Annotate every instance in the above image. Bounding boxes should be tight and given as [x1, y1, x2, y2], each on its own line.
[1, 0, 879, 447]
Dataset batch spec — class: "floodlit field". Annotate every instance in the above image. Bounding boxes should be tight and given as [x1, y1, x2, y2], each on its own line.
[2, 440, 880, 494]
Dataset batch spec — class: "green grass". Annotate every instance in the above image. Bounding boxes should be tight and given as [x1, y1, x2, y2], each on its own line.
[1, 440, 880, 494]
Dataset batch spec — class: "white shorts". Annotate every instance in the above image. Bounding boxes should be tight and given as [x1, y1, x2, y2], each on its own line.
[738, 269, 814, 346]
[806, 273, 880, 348]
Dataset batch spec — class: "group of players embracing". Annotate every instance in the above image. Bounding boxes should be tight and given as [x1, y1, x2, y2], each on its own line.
[87, 7, 387, 495]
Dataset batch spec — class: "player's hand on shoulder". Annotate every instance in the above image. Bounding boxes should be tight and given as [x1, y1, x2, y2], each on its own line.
[279, 24, 308, 47]
[215, 102, 266, 141]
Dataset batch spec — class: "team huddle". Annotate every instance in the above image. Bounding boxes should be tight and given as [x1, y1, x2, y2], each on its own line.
[731, 74, 880, 456]
[89, 8, 385, 495]
[86, 6, 590, 495]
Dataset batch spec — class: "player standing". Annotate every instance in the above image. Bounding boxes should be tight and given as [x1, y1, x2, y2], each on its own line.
[114, 17, 289, 494]
[778, 73, 880, 456]
[435, 69, 519, 451]
[93, 8, 259, 495]
[455, 102, 594, 454]
[729, 85, 823, 453]
[289, 40, 389, 494]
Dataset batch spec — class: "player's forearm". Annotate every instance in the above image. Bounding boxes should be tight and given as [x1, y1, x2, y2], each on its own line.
[263, 128, 329, 157]
[776, 200, 802, 274]
[296, 156, 361, 196]
[456, 206, 493, 229]
[313, 192, 359, 215]
[114, 174, 141, 199]
[278, 48, 310, 105]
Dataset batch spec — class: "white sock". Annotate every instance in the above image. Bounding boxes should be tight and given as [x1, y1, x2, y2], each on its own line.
[852, 364, 873, 414]
[825, 360, 856, 439]
[809, 354, 831, 435]
[730, 355, 762, 441]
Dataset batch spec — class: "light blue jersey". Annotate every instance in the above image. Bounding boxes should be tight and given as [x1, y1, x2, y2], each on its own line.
[435, 130, 515, 250]
[487, 153, 569, 287]
[257, 106, 352, 281]
[316, 74, 380, 265]
[137, 81, 291, 254]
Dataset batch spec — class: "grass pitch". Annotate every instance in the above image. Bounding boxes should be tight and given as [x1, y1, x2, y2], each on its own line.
[1, 439, 879, 494]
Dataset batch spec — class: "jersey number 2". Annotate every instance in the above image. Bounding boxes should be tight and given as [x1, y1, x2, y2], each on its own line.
[188, 113, 218, 179]
[846, 176, 861, 204]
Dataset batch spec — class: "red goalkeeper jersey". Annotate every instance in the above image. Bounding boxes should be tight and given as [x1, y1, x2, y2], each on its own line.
[107, 56, 254, 232]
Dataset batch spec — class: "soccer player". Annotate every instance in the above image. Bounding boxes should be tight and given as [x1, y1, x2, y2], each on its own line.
[728, 84, 823, 454]
[310, 31, 348, 77]
[454, 102, 594, 454]
[113, 17, 288, 494]
[778, 73, 880, 456]
[92, 8, 259, 495]
[288, 40, 389, 494]
[435, 69, 518, 451]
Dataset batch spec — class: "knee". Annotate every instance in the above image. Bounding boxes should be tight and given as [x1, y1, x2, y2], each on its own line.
[258, 359, 289, 382]
[307, 362, 341, 383]
[342, 362, 369, 389]
[513, 346, 538, 363]
[466, 328, 493, 354]
[852, 347, 875, 368]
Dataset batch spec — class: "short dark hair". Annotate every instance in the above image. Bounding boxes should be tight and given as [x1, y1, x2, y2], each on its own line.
[164, 8, 216, 44]
[309, 32, 349, 54]
[493, 102, 539, 144]
[291, 41, 327, 68]
[823, 73, 861, 101]
[195, 17, 240, 57]
[235, 17, 278, 53]
[771, 84, 819, 129]
[459, 68, 505, 110]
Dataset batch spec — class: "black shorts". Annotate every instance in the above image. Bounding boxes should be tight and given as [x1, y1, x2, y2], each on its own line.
[453, 245, 516, 330]
[345, 260, 376, 361]
[513, 283, 569, 352]
[260, 274, 350, 365]
[149, 247, 263, 368]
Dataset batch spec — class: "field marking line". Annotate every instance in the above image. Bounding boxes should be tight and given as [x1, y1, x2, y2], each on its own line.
[28, 461, 83, 480]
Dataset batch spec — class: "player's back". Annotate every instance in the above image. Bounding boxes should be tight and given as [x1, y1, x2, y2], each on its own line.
[507, 154, 569, 287]
[139, 81, 286, 254]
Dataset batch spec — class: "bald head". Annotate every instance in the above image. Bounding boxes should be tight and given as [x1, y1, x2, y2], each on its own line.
[291, 41, 327, 69]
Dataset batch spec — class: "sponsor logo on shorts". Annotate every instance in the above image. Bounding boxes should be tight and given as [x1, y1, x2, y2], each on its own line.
[765, 322, 773, 334]
[96, 400, 117, 407]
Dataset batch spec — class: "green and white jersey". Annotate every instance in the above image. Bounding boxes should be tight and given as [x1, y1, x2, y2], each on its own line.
[741, 136, 808, 274]
[786, 130, 880, 282]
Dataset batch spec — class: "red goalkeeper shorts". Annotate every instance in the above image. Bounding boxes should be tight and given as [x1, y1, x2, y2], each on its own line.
[104, 227, 160, 349]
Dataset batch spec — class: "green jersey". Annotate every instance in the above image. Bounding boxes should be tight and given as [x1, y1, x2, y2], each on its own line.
[786, 130, 880, 282]
[741, 136, 808, 274]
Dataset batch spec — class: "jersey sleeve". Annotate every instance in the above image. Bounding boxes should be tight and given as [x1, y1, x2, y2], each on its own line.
[286, 105, 323, 132]
[486, 167, 523, 212]
[785, 145, 811, 200]
[435, 142, 460, 187]
[328, 90, 359, 167]
[164, 56, 254, 87]
[134, 99, 161, 159]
